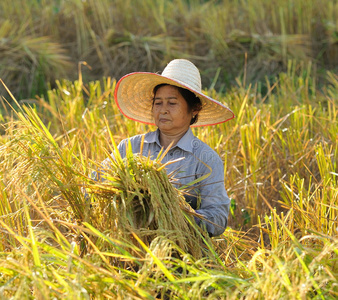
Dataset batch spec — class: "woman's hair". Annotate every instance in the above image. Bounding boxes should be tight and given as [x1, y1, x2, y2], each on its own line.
[153, 84, 202, 125]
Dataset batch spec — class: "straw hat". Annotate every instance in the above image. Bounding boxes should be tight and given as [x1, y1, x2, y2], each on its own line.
[114, 59, 235, 126]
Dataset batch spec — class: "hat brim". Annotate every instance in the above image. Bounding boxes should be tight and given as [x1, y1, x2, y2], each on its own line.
[114, 72, 235, 127]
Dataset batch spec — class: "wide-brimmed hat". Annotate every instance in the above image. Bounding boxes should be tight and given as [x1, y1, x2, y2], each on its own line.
[114, 59, 235, 126]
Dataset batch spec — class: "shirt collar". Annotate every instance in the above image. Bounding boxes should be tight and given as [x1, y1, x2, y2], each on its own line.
[176, 128, 194, 153]
[143, 128, 194, 153]
[143, 130, 161, 147]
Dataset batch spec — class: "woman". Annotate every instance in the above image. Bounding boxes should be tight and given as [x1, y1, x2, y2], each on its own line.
[102, 59, 234, 237]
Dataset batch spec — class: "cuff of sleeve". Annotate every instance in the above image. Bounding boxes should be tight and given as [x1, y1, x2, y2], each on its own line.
[193, 216, 201, 225]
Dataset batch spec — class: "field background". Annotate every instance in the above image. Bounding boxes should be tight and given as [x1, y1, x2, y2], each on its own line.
[0, 0, 337, 299]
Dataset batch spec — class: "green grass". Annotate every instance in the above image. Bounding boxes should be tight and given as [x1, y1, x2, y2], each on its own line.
[0, 64, 337, 298]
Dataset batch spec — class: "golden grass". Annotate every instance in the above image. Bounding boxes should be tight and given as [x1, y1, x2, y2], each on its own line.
[0, 66, 337, 298]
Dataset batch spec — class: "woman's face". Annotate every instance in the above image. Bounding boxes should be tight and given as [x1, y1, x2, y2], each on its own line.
[153, 85, 194, 136]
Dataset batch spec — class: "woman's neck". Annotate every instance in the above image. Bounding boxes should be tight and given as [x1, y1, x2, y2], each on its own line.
[159, 129, 188, 149]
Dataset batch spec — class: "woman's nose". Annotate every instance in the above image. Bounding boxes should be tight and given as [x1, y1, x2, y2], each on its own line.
[160, 103, 168, 114]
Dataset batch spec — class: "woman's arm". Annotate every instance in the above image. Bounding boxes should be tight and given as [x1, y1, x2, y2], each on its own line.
[194, 153, 230, 236]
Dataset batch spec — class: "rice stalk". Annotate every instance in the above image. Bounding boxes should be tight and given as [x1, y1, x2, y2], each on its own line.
[86, 145, 211, 259]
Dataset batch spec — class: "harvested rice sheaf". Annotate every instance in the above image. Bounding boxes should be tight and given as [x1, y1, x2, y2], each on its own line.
[88, 152, 210, 258]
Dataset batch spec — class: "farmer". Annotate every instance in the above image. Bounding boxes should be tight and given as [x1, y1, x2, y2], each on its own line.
[99, 59, 234, 237]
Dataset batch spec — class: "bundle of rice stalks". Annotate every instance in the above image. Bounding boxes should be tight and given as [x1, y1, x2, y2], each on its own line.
[87, 146, 210, 259]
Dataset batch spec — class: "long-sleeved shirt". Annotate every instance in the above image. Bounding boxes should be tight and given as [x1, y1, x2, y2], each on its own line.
[104, 128, 230, 236]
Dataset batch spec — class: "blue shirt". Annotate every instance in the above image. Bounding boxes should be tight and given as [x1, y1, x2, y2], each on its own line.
[104, 128, 230, 236]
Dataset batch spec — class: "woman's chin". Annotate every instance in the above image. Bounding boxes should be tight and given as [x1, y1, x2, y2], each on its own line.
[157, 126, 172, 133]
[157, 122, 172, 131]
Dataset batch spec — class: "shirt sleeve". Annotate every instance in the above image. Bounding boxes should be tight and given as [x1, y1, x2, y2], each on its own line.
[194, 153, 230, 236]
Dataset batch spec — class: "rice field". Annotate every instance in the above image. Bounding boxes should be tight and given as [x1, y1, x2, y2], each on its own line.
[0, 0, 337, 299]
[0, 64, 337, 298]
[0, 0, 337, 98]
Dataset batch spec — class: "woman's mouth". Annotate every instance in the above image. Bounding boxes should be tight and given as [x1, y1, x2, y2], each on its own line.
[159, 118, 170, 122]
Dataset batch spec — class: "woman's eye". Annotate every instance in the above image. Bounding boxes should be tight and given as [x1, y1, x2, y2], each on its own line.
[154, 101, 162, 106]
[169, 102, 177, 105]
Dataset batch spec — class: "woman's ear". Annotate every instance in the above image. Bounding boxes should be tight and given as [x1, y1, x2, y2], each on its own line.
[192, 109, 199, 117]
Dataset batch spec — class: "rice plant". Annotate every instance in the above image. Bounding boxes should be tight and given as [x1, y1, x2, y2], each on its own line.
[0, 0, 336, 99]
[0, 58, 337, 298]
